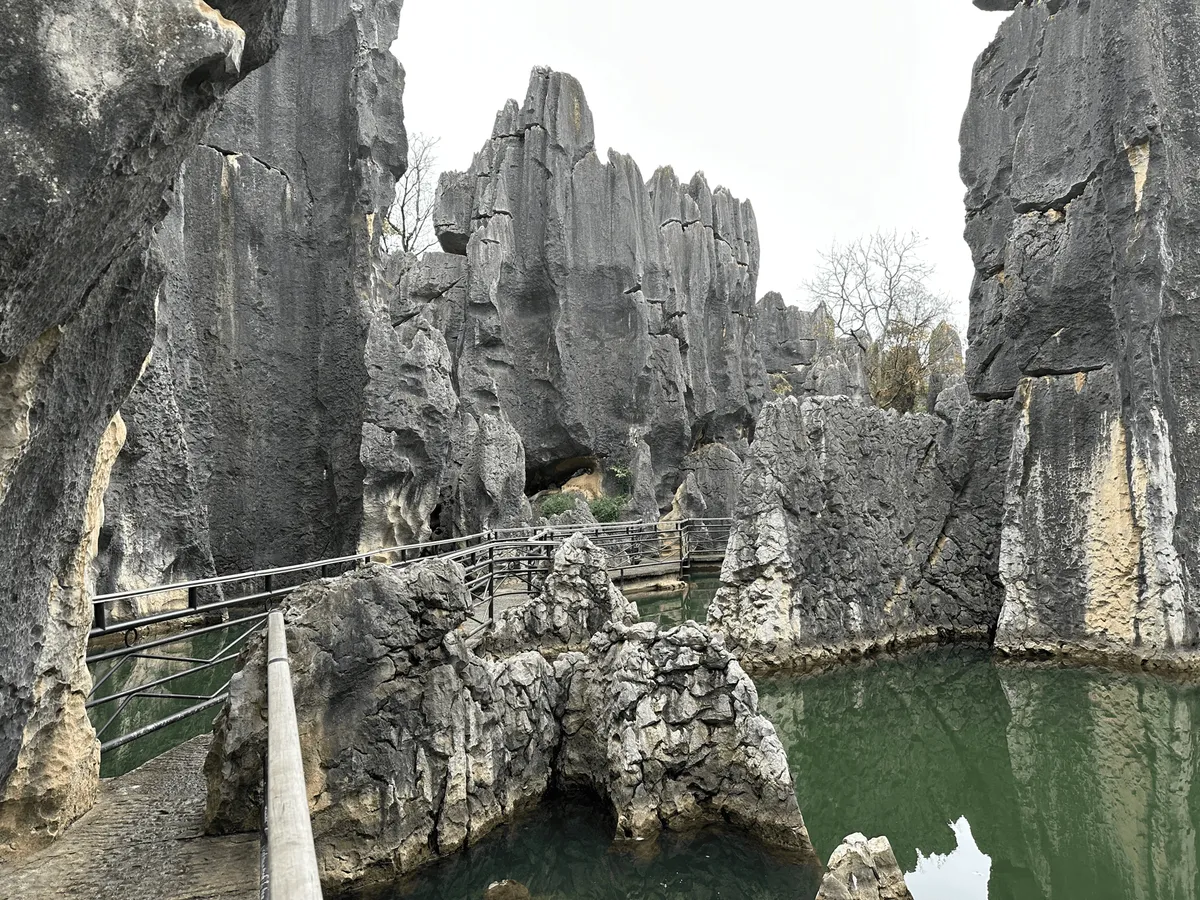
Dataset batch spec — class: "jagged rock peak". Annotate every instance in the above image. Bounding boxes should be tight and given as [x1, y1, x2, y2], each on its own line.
[430, 66, 767, 516]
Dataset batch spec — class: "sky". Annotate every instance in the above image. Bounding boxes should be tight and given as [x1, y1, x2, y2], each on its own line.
[393, 1, 1006, 327]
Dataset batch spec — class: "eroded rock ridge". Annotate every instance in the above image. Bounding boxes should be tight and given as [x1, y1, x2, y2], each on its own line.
[205, 535, 814, 889]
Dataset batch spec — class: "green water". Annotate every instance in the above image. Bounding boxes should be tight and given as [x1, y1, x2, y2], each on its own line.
[87, 620, 255, 777]
[635, 574, 720, 627]
[362, 644, 1200, 900]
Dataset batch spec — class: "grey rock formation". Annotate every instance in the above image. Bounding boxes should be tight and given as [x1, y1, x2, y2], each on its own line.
[206, 537, 814, 890]
[664, 442, 746, 523]
[432, 68, 768, 512]
[93, 315, 219, 611]
[753, 293, 870, 400]
[99, 0, 407, 584]
[815, 834, 914, 900]
[709, 389, 1013, 669]
[962, 0, 1200, 663]
[205, 561, 562, 887]
[360, 251, 530, 548]
[0, 0, 285, 852]
[558, 619, 815, 856]
[485, 534, 637, 654]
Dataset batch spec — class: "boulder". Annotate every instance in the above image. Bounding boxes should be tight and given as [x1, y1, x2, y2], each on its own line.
[815, 834, 914, 900]
[962, 0, 1200, 663]
[558, 620, 816, 856]
[708, 390, 1014, 669]
[0, 0, 285, 854]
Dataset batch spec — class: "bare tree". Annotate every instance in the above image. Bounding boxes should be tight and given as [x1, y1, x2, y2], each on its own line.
[385, 132, 440, 256]
[805, 230, 955, 412]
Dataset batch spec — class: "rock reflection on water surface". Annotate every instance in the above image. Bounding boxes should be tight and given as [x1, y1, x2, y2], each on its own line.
[351, 646, 1200, 900]
[350, 797, 821, 900]
[759, 646, 1200, 900]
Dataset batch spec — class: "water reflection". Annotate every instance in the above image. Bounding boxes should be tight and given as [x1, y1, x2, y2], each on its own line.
[87, 620, 252, 777]
[759, 646, 1200, 900]
[635, 575, 720, 628]
[907, 817, 990, 900]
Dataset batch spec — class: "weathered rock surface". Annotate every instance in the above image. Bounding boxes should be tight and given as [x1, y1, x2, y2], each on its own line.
[753, 293, 870, 400]
[962, 0, 1200, 662]
[708, 389, 1014, 669]
[664, 442, 746, 523]
[0, 0, 285, 853]
[815, 834, 914, 900]
[433, 68, 768, 512]
[99, 0, 407, 582]
[485, 534, 637, 655]
[558, 620, 815, 856]
[360, 251, 530, 548]
[206, 536, 813, 889]
[206, 561, 561, 887]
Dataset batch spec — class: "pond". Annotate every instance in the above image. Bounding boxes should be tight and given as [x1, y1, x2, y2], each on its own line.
[360, 643, 1200, 900]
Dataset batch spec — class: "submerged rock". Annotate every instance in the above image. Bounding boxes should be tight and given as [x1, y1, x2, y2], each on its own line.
[962, 0, 1200, 663]
[815, 834, 914, 900]
[206, 534, 814, 889]
[708, 389, 1013, 669]
[484, 882, 532, 900]
[0, 0, 285, 853]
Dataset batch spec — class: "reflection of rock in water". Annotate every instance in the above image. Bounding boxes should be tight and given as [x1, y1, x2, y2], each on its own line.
[756, 648, 1029, 874]
[349, 797, 821, 900]
[998, 666, 1200, 900]
[906, 817, 990, 900]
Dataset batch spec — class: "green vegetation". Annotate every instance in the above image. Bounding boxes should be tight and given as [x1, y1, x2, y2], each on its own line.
[770, 373, 794, 397]
[538, 494, 574, 517]
[607, 463, 632, 492]
[589, 494, 629, 523]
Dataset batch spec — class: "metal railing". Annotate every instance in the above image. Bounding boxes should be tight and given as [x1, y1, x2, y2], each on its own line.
[85, 518, 732, 756]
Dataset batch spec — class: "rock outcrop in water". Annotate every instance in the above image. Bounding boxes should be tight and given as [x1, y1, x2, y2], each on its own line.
[206, 536, 814, 889]
[708, 387, 1014, 669]
[0, 0, 286, 853]
[431, 67, 769, 515]
[815, 833, 914, 900]
[961, 0, 1200, 664]
[95, 0, 407, 596]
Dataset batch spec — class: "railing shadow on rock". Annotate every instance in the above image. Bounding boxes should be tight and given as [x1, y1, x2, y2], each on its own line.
[84, 518, 732, 757]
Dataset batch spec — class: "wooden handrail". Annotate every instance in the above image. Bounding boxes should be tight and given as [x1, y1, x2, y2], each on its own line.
[266, 609, 323, 899]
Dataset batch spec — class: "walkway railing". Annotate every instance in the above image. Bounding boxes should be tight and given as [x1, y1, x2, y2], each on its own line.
[85, 517, 733, 755]
[264, 609, 323, 899]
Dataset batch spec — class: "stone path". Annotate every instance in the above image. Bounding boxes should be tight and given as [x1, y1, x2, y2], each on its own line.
[0, 736, 258, 900]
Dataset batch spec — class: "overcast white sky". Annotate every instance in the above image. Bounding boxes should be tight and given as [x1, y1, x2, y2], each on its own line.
[393, 1, 1006, 326]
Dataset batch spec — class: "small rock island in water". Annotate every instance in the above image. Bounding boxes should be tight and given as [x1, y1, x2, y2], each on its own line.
[3, 1, 1200, 899]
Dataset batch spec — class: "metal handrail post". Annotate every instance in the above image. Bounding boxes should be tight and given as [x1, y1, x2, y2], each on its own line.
[266, 609, 323, 899]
